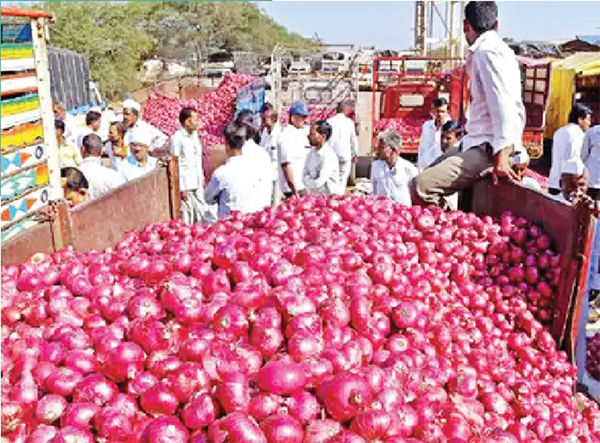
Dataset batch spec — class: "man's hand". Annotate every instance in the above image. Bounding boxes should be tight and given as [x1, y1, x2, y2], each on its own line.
[492, 146, 520, 185]
[180, 191, 188, 201]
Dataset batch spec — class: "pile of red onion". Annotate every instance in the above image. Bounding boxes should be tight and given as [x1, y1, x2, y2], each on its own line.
[588, 334, 600, 381]
[373, 118, 426, 151]
[2, 195, 600, 442]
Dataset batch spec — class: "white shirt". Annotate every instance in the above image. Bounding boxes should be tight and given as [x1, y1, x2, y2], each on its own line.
[78, 157, 126, 200]
[75, 127, 103, 151]
[417, 119, 448, 170]
[522, 176, 543, 192]
[125, 120, 168, 153]
[370, 157, 418, 206]
[461, 31, 525, 156]
[549, 123, 585, 189]
[582, 125, 600, 189]
[169, 127, 204, 192]
[327, 113, 358, 161]
[204, 155, 258, 218]
[243, 139, 273, 210]
[277, 125, 310, 194]
[119, 156, 158, 181]
[260, 123, 283, 180]
[303, 143, 341, 196]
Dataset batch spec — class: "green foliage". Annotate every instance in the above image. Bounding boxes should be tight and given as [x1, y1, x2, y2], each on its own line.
[43, 1, 317, 99]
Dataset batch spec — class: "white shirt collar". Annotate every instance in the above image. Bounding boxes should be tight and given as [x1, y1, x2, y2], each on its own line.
[82, 157, 102, 165]
[468, 30, 498, 53]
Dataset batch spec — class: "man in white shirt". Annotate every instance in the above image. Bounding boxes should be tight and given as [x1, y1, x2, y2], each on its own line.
[303, 121, 341, 196]
[555, 157, 589, 204]
[260, 103, 283, 205]
[412, 1, 524, 210]
[122, 99, 168, 155]
[417, 97, 451, 170]
[205, 122, 259, 218]
[582, 124, 600, 201]
[549, 103, 592, 195]
[277, 102, 311, 199]
[169, 107, 214, 224]
[235, 109, 274, 210]
[75, 110, 103, 151]
[78, 133, 125, 200]
[119, 128, 158, 181]
[371, 130, 418, 206]
[327, 101, 358, 192]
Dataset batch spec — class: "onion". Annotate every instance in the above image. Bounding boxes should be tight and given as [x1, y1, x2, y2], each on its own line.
[260, 414, 304, 443]
[139, 416, 189, 443]
[35, 394, 68, 425]
[319, 374, 373, 422]
[257, 361, 307, 395]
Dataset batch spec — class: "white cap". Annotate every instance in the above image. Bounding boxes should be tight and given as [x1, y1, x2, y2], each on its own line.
[122, 99, 141, 113]
[511, 148, 530, 166]
[562, 157, 585, 176]
[129, 127, 152, 147]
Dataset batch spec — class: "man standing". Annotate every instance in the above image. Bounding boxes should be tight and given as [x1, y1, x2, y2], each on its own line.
[122, 99, 168, 155]
[259, 103, 282, 205]
[371, 130, 418, 206]
[78, 134, 125, 199]
[417, 97, 451, 170]
[582, 124, 600, 201]
[277, 102, 311, 199]
[548, 103, 593, 195]
[412, 1, 524, 209]
[303, 121, 341, 196]
[327, 101, 358, 192]
[169, 107, 213, 224]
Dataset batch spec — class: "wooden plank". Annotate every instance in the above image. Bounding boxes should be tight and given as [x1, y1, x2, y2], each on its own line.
[1, 221, 54, 266]
[1, 143, 46, 176]
[1, 73, 37, 97]
[0, 186, 49, 229]
[1, 163, 49, 202]
[1, 6, 51, 19]
[1, 109, 41, 129]
[0, 58, 35, 72]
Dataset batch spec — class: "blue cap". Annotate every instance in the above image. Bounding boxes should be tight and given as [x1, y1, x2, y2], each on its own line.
[289, 102, 310, 116]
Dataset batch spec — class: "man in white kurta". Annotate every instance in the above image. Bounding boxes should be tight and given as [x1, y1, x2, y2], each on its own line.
[122, 99, 168, 155]
[119, 128, 158, 181]
[278, 102, 311, 198]
[549, 103, 592, 195]
[417, 97, 451, 171]
[581, 124, 600, 201]
[260, 103, 283, 205]
[78, 133, 125, 200]
[371, 130, 418, 206]
[327, 102, 358, 191]
[169, 107, 215, 224]
[303, 121, 341, 196]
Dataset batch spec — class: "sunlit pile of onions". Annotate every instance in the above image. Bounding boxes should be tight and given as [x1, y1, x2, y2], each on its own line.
[373, 118, 426, 150]
[3, 195, 600, 442]
[588, 334, 600, 381]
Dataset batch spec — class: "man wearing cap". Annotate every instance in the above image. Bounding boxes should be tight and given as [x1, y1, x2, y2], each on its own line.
[277, 102, 311, 198]
[122, 99, 168, 155]
[119, 128, 158, 181]
[511, 149, 542, 193]
[327, 101, 358, 192]
[78, 134, 126, 200]
[556, 157, 589, 204]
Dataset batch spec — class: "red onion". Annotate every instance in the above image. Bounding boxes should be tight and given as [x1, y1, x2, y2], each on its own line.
[257, 361, 307, 395]
[260, 413, 304, 443]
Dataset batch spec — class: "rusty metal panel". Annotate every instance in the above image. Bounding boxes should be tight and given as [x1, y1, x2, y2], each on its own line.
[471, 180, 592, 356]
[1, 220, 54, 265]
[68, 166, 171, 253]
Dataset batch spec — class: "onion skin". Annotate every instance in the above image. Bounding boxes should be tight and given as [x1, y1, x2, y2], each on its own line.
[260, 414, 304, 443]
[257, 361, 307, 395]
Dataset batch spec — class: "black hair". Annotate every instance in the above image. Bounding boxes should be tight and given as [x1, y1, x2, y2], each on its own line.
[61, 167, 89, 191]
[235, 109, 260, 143]
[261, 102, 274, 113]
[442, 120, 463, 135]
[109, 121, 128, 137]
[55, 119, 65, 133]
[433, 97, 449, 108]
[86, 110, 102, 126]
[313, 120, 333, 141]
[179, 107, 197, 126]
[569, 102, 593, 124]
[465, 1, 498, 33]
[82, 133, 104, 157]
[223, 121, 247, 150]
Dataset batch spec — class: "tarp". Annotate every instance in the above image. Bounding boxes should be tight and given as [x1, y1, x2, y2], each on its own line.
[545, 52, 600, 138]
[578, 59, 600, 77]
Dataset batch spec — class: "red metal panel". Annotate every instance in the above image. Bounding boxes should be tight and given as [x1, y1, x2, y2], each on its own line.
[68, 167, 172, 253]
[1, 6, 51, 18]
[471, 180, 593, 357]
[1, 222, 54, 266]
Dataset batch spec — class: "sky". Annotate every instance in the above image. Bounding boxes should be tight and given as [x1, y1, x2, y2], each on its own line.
[259, 1, 600, 51]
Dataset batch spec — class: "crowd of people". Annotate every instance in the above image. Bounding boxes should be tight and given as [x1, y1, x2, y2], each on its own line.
[54, 1, 598, 223]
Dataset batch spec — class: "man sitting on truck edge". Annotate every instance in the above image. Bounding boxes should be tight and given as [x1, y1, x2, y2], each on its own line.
[122, 99, 168, 156]
[549, 103, 592, 196]
[417, 97, 451, 171]
[327, 101, 358, 192]
[371, 130, 418, 207]
[411, 1, 524, 210]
